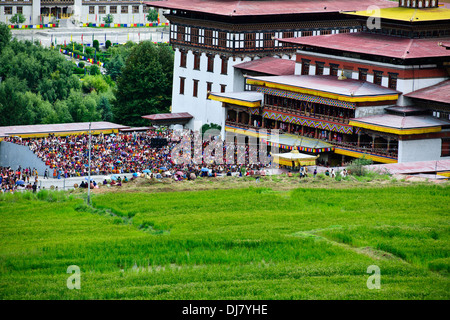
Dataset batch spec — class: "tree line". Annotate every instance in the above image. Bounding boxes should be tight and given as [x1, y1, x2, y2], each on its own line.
[0, 23, 174, 127]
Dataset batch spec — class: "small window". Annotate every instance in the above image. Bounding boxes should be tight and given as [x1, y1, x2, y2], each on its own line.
[193, 53, 200, 70]
[220, 84, 226, 93]
[132, 6, 139, 14]
[388, 73, 398, 90]
[180, 51, 187, 68]
[193, 80, 199, 97]
[359, 68, 368, 81]
[110, 6, 117, 14]
[179, 77, 185, 95]
[315, 62, 324, 75]
[330, 64, 339, 76]
[221, 57, 228, 75]
[207, 55, 214, 72]
[191, 28, 199, 43]
[374, 71, 383, 86]
[206, 82, 212, 99]
[17, 7, 23, 14]
[244, 33, 256, 49]
[218, 32, 227, 48]
[99, 6, 106, 14]
[204, 29, 213, 46]
[301, 60, 310, 75]
[121, 6, 128, 14]
[89, 6, 95, 14]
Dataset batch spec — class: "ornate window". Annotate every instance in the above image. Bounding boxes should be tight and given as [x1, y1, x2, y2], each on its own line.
[373, 70, 383, 86]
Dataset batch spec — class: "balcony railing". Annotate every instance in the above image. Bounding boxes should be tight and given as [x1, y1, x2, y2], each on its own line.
[265, 105, 351, 125]
[331, 141, 398, 158]
[225, 121, 398, 159]
[225, 121, 268, 132]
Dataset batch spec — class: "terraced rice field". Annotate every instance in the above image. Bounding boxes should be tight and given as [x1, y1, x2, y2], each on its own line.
[0, 183, 449, 299]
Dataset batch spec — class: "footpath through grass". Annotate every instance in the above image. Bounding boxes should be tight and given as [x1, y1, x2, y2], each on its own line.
[0, 183, 449, 299]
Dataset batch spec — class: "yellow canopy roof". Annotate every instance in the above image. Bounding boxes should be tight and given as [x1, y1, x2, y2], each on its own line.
[271, 149, 319, 167]
[345, 7, 450, 22]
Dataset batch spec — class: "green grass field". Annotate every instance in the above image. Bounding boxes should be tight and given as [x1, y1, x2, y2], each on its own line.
[0, 182, 449, 299]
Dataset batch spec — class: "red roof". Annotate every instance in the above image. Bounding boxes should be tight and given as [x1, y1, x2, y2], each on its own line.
[142, 112, 193, 121]
[248, 75, 400, 97]
[281, 33, 450, 60]
[144, 0, 396, 17]
[234, 57, 295, 76]
[351, 114, 450, 129]
[404, 80, 450, 104]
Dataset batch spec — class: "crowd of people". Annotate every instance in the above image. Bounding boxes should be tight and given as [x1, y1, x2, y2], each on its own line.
[0, 166, 39, 193]
[2, 128, 273, 193]
[1, 127, 354, 194]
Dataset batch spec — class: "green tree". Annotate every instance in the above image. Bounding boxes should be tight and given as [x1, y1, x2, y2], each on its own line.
[53, 100, 74, 123]
[9, 13, 26, 25]
[93, 40, 100, 51]
[105, 40, 112, 50]
[104, 54, 124, 80]
[0, 23, 11, 54]
[98, 95, 114, 122]
[0, 40, 79, 103]
[146, 9, 159, 22]
[113, 41, 174, 126]
[89, 64, 101, 75]
[0, 77, 29, 126]
[20, 91, 56, 124]
[81, 75, 109, 94]
[103, 14, 114, 24]
[66, 90, 101, 122]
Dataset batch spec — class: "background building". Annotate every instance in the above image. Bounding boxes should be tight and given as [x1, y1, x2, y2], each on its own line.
[209, 0, 450, 164]
[144, 0, 398, 135]
[0, 0, 168, 26]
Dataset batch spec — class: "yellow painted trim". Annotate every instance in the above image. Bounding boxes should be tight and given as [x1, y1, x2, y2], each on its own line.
[209, 94, 261, 108]
[225, 126, 261, 138]
[349, 120, 442, 135]
[437, 171, 450, 178]
[334, 147, 398, 164]
[246, 79, 399, 103]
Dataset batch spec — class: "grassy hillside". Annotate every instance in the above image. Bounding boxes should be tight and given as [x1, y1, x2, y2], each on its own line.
[0, 184, 449, 299]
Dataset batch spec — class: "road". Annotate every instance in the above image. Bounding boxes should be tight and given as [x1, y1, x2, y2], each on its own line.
[11, 26, 170, 48]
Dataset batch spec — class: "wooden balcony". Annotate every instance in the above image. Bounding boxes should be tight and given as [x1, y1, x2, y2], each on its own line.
[264, 105, 351, 125]
[331, 141, 398, 159]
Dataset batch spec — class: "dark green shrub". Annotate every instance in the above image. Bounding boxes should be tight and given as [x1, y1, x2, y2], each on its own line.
[89, 64, 100, 75]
